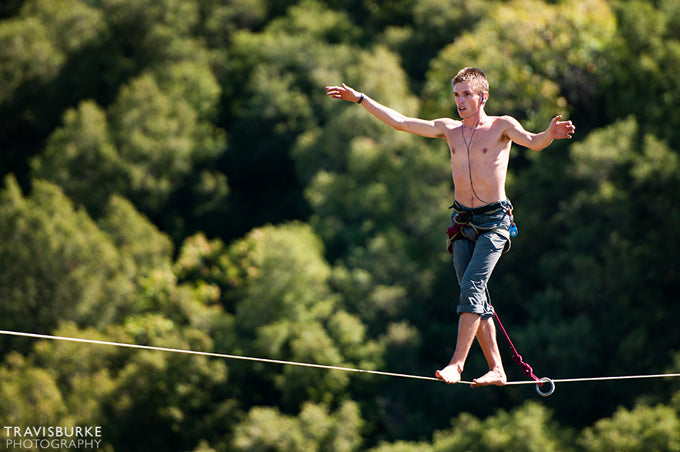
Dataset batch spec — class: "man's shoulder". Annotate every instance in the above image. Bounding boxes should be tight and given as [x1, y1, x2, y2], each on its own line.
[491, 115, 521, 127]
[486, 115, 522, 135]
[434, 117, 462, 129]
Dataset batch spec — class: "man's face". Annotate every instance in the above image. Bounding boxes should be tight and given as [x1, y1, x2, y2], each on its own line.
[453, 81, 485, 119]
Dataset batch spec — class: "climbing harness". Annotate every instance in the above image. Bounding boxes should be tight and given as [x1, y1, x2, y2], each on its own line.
[446, 200, 514, 254]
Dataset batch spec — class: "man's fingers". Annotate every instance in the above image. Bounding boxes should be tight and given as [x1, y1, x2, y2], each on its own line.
[325, 86, 344, 98]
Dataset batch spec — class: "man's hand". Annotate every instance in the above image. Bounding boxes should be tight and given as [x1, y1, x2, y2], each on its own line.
[548, 115, 575, 139]
[325, 83, 362, 103]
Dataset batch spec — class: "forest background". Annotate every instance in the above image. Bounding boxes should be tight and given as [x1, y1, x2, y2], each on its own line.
[1, 0, 680, 450]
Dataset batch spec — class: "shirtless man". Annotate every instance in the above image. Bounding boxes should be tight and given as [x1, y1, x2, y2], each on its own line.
[325, 67, 574, 387]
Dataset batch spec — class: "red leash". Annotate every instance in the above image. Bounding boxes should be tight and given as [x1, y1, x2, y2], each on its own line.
[493, 311, 540, 383]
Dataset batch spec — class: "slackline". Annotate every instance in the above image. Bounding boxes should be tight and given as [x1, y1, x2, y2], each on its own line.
[1, 329, 680, 396]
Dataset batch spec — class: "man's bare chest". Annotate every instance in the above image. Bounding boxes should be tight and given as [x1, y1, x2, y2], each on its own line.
[444, 127, 509, 165]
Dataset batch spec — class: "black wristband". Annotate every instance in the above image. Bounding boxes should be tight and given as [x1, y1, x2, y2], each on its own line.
[357, 93, 364, 104]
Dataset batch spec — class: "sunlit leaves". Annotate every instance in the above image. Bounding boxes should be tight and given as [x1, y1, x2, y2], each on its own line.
[32, 100, 123, 214]
[0, 177, 135, 332]
[0, 17, 64, 104]
[430, 402, 568, 452]
[0, 353, 69, 427]
[2, 0, 680, 450]
[223, 222, 382, 405]
[233, 401, 363, 452]
[423, 0, 615, 129]
[21, 0, 105, 54]
[579, 404, 680, 452]
[34, 66, 227, 216]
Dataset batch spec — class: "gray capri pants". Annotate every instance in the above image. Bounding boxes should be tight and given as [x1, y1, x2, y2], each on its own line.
[450, 200, 512, 319]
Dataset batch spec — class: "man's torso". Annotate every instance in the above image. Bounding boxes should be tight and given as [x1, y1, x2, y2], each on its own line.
[439, 116, 513, 208]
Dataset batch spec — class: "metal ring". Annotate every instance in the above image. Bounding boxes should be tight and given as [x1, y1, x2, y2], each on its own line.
[535, 377, 555, 397]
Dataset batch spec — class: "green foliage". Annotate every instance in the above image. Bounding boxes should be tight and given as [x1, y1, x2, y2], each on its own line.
[198, 0, 267, 47]
[105, 315, 233, 451]
[368, 401, 574, 452]
[223, 222, 383, 407]
[32, 100, 123, 215]
[0, 177, 135, 333]
[379, 0, 494, 89]
[602, 0, 680, 146]
[429, 402, 572, 452]
[21, 0, 106, 55]
[0, 17, 64, 106]
[423, 0, 615, 130]
[0, 352, 70, 427]
[99, 195, 174, 274]
[579, 403, 680, 452]
[33, 65, 227, 230]
[233, 401, 363, 452]
[219, 1, 362, 237]
[0, 320, 237, 451]
[2, 0, 680, 450]
[109, 72, 226, 212]
[98, 0, 201, 67]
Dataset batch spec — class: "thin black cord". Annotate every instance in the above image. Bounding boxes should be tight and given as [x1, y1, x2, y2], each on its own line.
[462, 123, 489, 205]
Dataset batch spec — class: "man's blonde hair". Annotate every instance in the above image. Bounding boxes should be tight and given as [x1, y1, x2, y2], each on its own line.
[451, 67, 489, 95]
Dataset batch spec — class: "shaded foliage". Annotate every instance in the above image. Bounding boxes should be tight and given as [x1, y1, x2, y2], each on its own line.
[2, 0, 680, 451]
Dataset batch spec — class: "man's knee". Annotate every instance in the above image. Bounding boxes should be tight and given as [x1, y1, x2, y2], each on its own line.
[459, 280, 484, 303]
[457, 283, 494, 318]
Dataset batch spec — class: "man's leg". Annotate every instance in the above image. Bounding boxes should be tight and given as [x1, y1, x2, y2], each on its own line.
[435, 312, 480, 384]
[471, 316, 506, 387]
[439, 229, 508, 385]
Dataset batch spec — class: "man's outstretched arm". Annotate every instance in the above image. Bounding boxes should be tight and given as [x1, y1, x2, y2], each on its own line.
[502, 115, 575, 151]
[325, 83, 450, 139]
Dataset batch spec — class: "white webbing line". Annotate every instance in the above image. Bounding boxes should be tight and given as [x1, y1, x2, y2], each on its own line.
[0, 329, 439, 382]
[1, 329, 679, 387]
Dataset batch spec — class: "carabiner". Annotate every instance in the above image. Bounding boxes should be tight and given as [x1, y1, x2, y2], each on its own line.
[535, 377, 555, 397]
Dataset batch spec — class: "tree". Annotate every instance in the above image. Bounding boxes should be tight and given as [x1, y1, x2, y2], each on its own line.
[233, 401, 363, 452]
[21, 0, 105, 56]
[98, 0, 201, 68]
[3, 0, 680, 449]
[511, 118, 680, 425]
[379, 0, 496, 91]
[579, 403, 680, 452]
[422, 0, 615, 131]
[601, 0, 680, 148]
[0, 352, 70, 429]
[0, 319, 237, 452]
[0, 0, 108, 184]
[0, 17, 64, 107]
[218, 0, 361, 238]
[221, 222, 383, 409]
[101, 315, 234, 452]
[0, 177, 135, 336]
[33, 64, 228, 238]
[429, 401, 570, 452]
[99, 195, 174, 274]
[368, 401, 573, 452]
[31, 100, 124, 216]
[197, 0, 267, 48]
[108, 72, 225, 213]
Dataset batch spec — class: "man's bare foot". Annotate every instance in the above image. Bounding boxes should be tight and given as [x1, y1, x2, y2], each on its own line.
[471, 369, 507, 388]
[435, 364, 463, 384]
